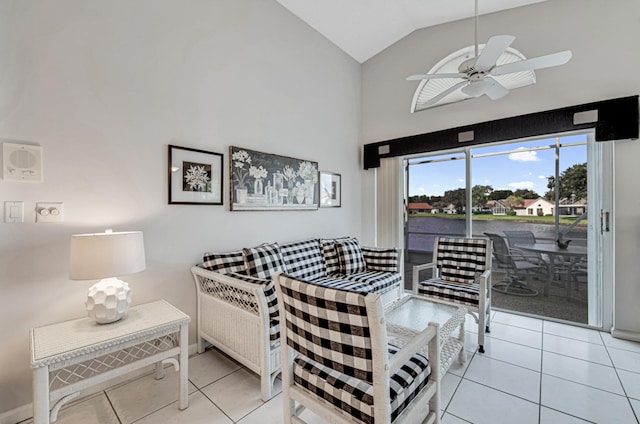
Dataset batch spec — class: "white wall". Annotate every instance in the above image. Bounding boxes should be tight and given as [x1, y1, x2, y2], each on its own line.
[361, 0, 640, 334]
[0, 0, 362, 416]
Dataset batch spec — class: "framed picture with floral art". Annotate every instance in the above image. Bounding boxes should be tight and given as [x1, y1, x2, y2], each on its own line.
[319, 171, 341, 207]
[168, 145, 223, 205]
[230, 146, 318, 211]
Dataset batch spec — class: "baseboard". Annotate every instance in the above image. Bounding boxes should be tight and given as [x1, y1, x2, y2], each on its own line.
[611, 327, 640, 343]
[0, 343, 199, 424]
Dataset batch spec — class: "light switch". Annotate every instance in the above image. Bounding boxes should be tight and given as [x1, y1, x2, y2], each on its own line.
[4, 201, 24, 223]
[36, 202, 64, 223]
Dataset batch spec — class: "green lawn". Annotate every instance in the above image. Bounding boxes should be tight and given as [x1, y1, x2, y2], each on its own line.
[410, 213, 587, 225]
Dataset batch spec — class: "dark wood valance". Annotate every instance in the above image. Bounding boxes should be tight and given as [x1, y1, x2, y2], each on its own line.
[363, 95, 639, 169]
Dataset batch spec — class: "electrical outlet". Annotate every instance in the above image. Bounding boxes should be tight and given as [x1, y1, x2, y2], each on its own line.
[36, 202, 64, 223]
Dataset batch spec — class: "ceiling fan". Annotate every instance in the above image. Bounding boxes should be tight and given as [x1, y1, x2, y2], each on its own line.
[406, 0, 572, 108]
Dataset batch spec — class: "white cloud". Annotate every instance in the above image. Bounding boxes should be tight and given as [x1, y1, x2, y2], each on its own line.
[508, 181, 535, 190]
[508, 148, 540, 162]
[457, 178, 464, 183]
[417, 186, 425, 193]
[538, 175, 546, 179]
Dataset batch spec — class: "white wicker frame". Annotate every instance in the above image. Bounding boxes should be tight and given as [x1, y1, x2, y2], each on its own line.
[191, 255, 403, 402]
[274, 272, 440, 424]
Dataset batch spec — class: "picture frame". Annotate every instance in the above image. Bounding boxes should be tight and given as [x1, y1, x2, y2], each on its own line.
[230, 146, 318, 211]
[168, 145, 223, 205]
[319, 171, 341, 207]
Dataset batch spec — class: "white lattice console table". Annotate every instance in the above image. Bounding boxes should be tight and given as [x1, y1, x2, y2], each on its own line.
[385, 295, 466, 377]
[30, 300, 190, 424]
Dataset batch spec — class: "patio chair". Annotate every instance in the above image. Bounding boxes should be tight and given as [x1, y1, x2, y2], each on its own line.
[412, 237, 491, 353]
[484, 233, 547, 297]
[274, 271, 440, 424]
[503, 230, 537, 247]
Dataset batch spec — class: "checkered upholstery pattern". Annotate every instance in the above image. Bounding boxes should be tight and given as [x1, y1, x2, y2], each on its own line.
[225, 272, 280, 345]
[280, 239, 324, 280]
[335, 238, 366, 275]
[417, 279, 481, 307]
[277, 273, 432, 424]
[361, 247, 399, 273]
[293, 345, 431, 424]
[435, 237, 489, 284]
[319, 237, 351, 275]
[243, 243, 286, 279]
[342, 271, 402, 295]
[202, 250, 247, 274]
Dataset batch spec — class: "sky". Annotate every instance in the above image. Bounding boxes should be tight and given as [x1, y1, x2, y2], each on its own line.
[408, 134, 588, 198]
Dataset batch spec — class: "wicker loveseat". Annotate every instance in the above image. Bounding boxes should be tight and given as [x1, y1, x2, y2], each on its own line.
[190, 237, 403, 401]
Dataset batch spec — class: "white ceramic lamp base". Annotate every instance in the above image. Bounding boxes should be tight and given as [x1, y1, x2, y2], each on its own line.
[85, 277, 131, 324]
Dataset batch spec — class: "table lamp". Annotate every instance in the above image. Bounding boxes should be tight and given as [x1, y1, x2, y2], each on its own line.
[69, 230, 146, 324]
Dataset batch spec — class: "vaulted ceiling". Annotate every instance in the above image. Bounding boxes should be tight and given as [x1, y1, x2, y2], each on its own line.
[276, 0, 547, 63]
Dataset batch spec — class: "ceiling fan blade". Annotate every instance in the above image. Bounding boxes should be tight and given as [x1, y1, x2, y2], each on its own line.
[474, 34, 515, 71]
[492, 50, 573, 76]
[406, 73, 466, 81]
[422, 81, 468, 108]
[461, 77, 508, 100]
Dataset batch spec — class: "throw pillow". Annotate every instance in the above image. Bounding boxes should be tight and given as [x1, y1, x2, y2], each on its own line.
[335, 238, 366, 275]
[319, 236, 351, 275]
[243, 243, 286, 279]
[202, 250, 247, 275]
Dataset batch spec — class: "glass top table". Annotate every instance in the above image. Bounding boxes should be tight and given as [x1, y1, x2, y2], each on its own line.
[385, 295, 467, 377]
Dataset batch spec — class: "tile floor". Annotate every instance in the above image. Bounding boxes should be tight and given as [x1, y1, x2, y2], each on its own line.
[20, 310, 640, 424]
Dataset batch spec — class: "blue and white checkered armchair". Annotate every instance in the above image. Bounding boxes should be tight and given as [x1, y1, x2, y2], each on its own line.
[413, 237, 492, 353]
[274, 272, 440, 424]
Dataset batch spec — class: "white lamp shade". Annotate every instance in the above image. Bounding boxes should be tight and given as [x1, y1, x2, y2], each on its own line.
[69, 231, 146, 280]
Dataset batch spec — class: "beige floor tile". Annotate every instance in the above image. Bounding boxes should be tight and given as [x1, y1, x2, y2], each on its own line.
[133, 391, 232, 424]
[107, 370, 197, 424]
[189, 348, 242, 389]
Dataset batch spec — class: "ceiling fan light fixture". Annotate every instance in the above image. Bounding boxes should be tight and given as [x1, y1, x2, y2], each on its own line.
[410, 44, 535, 112]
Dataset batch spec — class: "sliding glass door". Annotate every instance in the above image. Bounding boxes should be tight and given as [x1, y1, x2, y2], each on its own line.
[404, 132, 611, 328]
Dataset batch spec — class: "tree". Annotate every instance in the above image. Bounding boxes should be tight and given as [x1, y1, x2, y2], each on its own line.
[545, 163, 587, 201]
[504, 195, 524, 208]
[513, 189, 539, 199]
[443, 188, 466, 213]
[472, 185, 493, 210]
[489, 189, 513, 201]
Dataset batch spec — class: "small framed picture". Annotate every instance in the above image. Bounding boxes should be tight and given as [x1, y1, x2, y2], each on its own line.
[319, 171, 341, 207]
[168, 145, 223, 205]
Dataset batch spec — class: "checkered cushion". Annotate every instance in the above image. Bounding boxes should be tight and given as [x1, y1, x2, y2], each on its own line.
[335, 238, 366, 275]
[278, 273, 431, 424]
[436, 237, 489, 284]
[226, 272, 280, 345]
[417, 279, 482, 307]
[278, 275, 373, 382]
[361, 247, 399, 273]
[319, 237, 351, 275]
[280, 239, 324, 280]
[341, 271, 401, 295]
[308, 276, 379, 293]
[293, 345, 431, 424]
[202, 250, 246, 274]
[243, 243, 286, 279]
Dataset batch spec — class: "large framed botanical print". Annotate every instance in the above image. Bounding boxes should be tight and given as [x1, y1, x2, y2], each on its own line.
[230, 146, 318, 211]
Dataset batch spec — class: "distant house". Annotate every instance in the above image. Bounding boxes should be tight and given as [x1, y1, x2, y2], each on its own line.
[408, 202, 433, 214]
[443, 203, 458, 214]
[515, 197, 555, 216]
[559, 198, 587, 216]
[488, 199, 510, 215]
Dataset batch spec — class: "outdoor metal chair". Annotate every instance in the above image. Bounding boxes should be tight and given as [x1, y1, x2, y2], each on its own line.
[274, 271, 440, 424]
[484, 233, 548, 297]
[412, 237, 492, 353]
